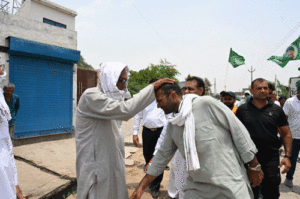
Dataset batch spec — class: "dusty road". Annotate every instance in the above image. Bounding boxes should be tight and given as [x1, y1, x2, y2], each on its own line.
[66, 119, 300, 199]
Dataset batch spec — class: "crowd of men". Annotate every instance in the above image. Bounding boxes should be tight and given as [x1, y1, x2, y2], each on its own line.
[1, 61, 299, 199]
[74, 62, 300, 199]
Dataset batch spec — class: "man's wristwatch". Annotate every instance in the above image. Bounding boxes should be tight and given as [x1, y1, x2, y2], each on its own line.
[284, 155, 292, 160]
[248, 164, 262, 172]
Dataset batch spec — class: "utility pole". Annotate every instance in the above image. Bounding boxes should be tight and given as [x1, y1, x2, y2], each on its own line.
[248, 65, 255, 85]
[214, 78, 216, 95]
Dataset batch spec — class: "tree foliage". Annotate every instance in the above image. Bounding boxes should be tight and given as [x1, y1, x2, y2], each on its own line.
[128, 59, 180, 95]
[77, 55, 94, 70]
[268, 81, 289, 97]
[204, 78, 212, 95]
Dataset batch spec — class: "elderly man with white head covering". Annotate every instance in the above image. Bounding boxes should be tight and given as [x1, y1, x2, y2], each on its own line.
[75, 62, 174, 199]
[0, 66, 23, 199]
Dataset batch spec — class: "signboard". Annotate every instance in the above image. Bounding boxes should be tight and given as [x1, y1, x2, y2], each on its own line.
[289, 77, 300, 97]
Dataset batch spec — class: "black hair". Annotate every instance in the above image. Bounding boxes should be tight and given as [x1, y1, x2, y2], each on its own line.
[286, 46, 294, 52]
[156, 83, 182, 98]
[268, 82, 275, 91]
[279, 96, 287, 101]
[149, 78, 158, 84]
[220, 91, 226, 95]
[251, 78, 267, 89]
[186, 76, 205, 96]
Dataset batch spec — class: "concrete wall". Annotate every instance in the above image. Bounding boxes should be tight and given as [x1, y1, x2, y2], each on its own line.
[14, 0, 31, 19]
[15, 0, 76, 31]
[0, 12, 77, 49]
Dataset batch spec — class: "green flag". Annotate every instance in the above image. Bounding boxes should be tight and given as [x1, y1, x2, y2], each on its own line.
[228, 48, 245, 68]
[268, 36, 300, 67]
[267, 56, 289, 68]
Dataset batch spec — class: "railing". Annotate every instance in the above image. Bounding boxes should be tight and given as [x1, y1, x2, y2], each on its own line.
[0, 0, 24, 14]
[0, 0, 10, 13]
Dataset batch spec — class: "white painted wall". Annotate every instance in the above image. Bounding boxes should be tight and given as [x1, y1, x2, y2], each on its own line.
[16, 0, 76, 31]
[0, 11, 77, 49]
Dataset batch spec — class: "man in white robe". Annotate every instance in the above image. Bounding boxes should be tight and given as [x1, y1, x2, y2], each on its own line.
[0, 67, 23, 199]
[75, 62, 174, 199]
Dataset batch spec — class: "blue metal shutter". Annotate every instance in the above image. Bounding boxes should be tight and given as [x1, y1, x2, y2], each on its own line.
[9, 55, 73, 138]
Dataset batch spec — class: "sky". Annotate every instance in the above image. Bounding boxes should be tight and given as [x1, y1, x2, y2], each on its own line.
[43, 0, 300, 93]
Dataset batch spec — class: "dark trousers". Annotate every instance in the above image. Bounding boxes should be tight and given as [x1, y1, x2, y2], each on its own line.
[142, 126, 164, 192]
[286, 139, 300, 180]
[252, 151, 281, 199]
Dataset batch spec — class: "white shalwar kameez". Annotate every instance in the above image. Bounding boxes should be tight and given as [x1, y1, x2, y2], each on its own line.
[75, 63, 156, 199]
[0, 71, 18, 199]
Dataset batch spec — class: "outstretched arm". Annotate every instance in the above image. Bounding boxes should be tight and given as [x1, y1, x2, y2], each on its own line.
[130, 174, 157, 199]
[78, 79, 175, 121]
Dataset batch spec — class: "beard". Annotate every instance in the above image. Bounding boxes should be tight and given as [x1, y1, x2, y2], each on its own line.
[256, 93, 268, 101]
[162, 100, 178, 114]
[225, 102, 234, 109]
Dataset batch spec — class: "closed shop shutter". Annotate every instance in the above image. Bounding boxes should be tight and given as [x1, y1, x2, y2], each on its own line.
[9, 55, 73, 138]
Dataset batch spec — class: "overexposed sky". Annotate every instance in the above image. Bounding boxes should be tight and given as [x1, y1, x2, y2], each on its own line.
[55, 0, 300, 93]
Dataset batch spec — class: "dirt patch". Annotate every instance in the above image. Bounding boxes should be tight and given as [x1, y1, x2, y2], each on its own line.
[126, 147, 171, 199]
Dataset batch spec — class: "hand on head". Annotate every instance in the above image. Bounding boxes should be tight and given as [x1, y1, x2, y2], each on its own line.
[152, 78, 176, 90]
[0, 66, 3, 75]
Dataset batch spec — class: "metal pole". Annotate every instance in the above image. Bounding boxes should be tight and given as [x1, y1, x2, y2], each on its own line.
[214, 78, 216, 95]
[224, 63, 230, 91]
[248, 65, 255, 84]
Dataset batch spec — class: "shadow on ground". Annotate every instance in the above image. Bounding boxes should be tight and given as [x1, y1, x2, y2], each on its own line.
[280, 183, 300, 195]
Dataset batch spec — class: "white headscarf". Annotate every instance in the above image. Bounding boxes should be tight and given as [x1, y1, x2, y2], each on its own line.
[169, 94, 200, 172]
[98, 62, 129, 101]
[0, 71, 12, 139]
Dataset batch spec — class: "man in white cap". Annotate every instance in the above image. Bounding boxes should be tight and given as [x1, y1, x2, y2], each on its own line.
[0, 66, 23, 199]
[240, 90, 251, 106]
[75, 62, 174, 199]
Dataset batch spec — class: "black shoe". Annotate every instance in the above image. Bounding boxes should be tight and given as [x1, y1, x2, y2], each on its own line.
[151, 190, 159, 198]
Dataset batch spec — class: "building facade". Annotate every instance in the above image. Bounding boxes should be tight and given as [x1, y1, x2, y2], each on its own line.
[0, 0, 80, 138]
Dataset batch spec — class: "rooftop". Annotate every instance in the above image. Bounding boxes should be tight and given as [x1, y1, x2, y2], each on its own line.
[32, 0, 77, 17]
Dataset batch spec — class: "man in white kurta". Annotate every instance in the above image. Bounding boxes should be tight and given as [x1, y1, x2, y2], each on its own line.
[151, 76, 205, 199]
[75, 62, 174, 199]
[0, 68, 20, 198]
[130, 83, 263, 199]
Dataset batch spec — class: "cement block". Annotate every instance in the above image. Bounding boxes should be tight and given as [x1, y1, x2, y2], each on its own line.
[16, 160, 69, 199]
[14, 138, 76, 178]
[125, 146, 138, 159]
[125, 159, 135, 166]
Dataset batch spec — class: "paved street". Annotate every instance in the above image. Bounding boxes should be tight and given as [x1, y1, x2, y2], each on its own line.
[13, 118, 300, 198]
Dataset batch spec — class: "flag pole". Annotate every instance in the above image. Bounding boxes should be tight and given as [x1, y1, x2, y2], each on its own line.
[275, 74, 278, 98]
[224, 62, 229, 91]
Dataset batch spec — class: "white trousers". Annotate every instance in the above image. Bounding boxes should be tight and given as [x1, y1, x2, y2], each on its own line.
[0, 138, 17, 199]
[168, 150, 188, 199]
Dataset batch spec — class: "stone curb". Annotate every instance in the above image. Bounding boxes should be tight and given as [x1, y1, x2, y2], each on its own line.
[15, 155, 76, 199]
[39, 180, 77, 199]
[15, 156, 74, 181]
